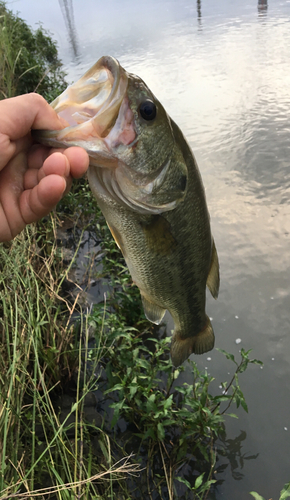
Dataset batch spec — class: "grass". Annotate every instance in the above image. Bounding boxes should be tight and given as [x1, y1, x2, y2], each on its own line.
[0, 213, 141, 499]
[0, 1, 67, 100]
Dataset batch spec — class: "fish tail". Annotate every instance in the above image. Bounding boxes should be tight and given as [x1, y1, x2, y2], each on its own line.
[170, 316, 215, 367]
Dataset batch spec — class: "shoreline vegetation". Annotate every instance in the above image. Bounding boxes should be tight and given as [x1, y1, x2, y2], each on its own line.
[1, 3, 288, 499]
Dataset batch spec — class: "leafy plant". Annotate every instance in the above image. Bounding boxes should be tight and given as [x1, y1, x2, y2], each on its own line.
[0, 177, 264, 499]
[0, 222, 141, 499]
[0, 1, 67, 99]
[250, 482, 290, 500]
[176, 472, 216, 500]
[82, 219, 263, 499]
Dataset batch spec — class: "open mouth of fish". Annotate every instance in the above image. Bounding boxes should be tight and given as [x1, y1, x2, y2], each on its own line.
[34, 56, 136, 162]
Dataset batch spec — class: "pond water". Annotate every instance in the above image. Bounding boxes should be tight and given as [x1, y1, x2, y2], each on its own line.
[10, 0, 290, 498]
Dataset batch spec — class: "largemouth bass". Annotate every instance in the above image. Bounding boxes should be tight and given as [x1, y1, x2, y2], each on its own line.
[33, 56, 220, 367]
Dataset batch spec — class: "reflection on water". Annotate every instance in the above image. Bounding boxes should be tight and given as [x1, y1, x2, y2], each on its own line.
[59, 0, 79, 59]
[10, 0, 290, 498]
[197, 0, 202, 26]
[258, 0, 268, 15]
[216, 430, 259, 483]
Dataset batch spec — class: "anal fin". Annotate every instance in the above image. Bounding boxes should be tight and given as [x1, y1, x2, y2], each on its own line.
[170, 316, 215, 367]
[206, 239, 220, 299]
[141, 293, 166, 325]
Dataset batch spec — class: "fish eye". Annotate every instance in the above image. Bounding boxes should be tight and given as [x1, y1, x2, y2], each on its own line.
[139, 100, 157, 121]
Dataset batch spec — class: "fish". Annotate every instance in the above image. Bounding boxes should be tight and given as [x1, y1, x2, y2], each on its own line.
[33, 55, 220, 367]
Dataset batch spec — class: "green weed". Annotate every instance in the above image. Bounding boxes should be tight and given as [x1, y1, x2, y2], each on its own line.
[0, 220, 140, 499]
[0, 1, 67, 99]
[80, 215, 263, 499]
[0, 187, 263, 499]
[250, 482, 290, 500]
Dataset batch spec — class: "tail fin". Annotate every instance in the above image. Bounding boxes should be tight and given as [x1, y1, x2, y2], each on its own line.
[170, 316, 215, 367]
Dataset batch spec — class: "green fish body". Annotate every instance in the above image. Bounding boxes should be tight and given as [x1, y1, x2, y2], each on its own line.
[33, 56, 219, 366]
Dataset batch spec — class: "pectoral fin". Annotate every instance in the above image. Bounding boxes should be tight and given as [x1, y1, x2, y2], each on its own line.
[141, 293, 166, 325]
[107, 223, 127, 258]
[206, 240, 220, 299]
[140, 215, 177, 256]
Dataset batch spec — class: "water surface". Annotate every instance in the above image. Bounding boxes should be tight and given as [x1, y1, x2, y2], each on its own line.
[10, 0, 290, 498]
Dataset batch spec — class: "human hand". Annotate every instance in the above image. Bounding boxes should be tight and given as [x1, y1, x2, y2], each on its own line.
[0, 93, 89, 242]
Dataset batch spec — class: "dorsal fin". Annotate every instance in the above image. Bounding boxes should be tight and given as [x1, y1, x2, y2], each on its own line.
[206, 239, 220, 299]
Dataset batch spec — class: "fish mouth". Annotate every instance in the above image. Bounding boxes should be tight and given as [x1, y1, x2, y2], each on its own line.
[33, 56, 133, 152]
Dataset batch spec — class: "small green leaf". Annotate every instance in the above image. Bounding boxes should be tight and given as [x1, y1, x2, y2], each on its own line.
[216, 348, 237, 365]
[104, 383, 124, 394]
[251, 359, 263, 366]
[138, 359, 150, 369]
[99, 439, 110, 462]
[163, 394, 173, 410]
[238, 360, 249, 373]
[240, 348, 251, 357]
[249, 492, 265, 500]
[146, 394, 158, 413]
[280, 481, 290, 499]
[163, 418, 176, 426]
[240, 398, 248, 413]
[176, 476, 192, 489]
[212, 395, 231, 403]
[129, 384, 138, 398]
[71, 403, 78, 412]
[109, 399, 127, 427]
[157, 422, 165, 440]
[194, 473, 205, 489]
[144, 427, 156, 440]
